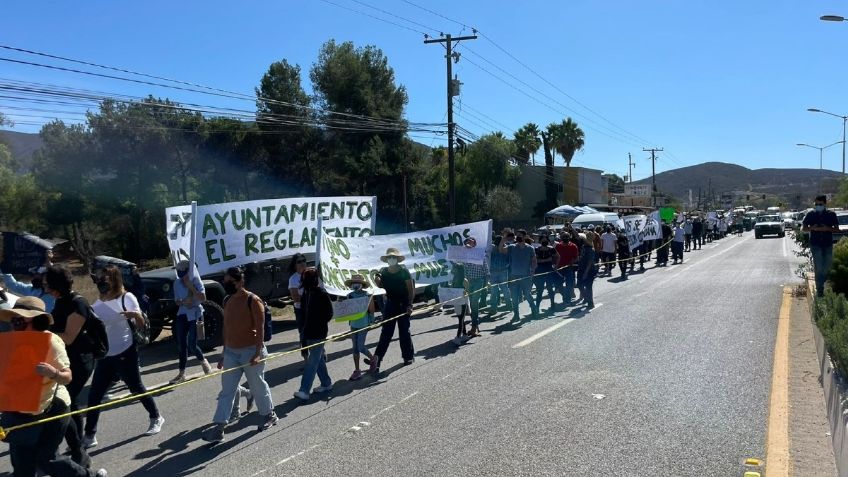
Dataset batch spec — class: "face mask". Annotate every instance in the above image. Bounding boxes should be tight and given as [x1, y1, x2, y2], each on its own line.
[31, 277, 43, 290]
[96, 279, 110, 294]
[815, 205, 825, 212]
[223, 281, 238, 295]
[386, 258, 399, 267]
[351, 284, 363, 291]
[177, 268, 189, 279]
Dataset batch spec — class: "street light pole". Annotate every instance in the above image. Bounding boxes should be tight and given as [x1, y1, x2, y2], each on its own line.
[807, 108, 848, 174]
[796, 141, 844, 193]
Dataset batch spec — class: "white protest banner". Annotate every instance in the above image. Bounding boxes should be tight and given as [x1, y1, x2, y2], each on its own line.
[642, 211, 663, 241]
[318, 220, 493, 296]
[333, 296, 370, 322]
[623, 215, 646, 252]
[437, 287, 466, 304]
[165, 196, 376, 275]
[446, 245, 486, 265]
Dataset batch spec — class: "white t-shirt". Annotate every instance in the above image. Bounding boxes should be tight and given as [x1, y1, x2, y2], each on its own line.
[600, 233, 617, 253]
[673, 227, 685, 242]
[92, 292, 140, 357]
[288, 273, 303, 309]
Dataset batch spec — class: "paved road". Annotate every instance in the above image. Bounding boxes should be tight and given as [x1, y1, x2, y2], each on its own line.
[0, 232, 800, 476]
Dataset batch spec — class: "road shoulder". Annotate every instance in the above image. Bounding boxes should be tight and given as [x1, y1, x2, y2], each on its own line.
[788, 290, 837, 476]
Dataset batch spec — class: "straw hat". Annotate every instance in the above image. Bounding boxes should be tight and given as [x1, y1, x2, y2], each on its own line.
[0, 296, 53, 324]
[344, 274, 370, 288]
[380, 247, 405, 263]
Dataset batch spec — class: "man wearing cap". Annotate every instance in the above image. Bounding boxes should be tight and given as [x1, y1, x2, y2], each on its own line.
[460, 237, 488, 337]
[0, 265, 55, 313]
[373, 247, 416, 373]
[498, 230, 539, 322]
[0, 297, 108, 477]
[169, 260, 211, 384]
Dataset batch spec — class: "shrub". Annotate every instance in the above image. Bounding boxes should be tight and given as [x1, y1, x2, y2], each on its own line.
[830, 237, 848, 296]
[815, 289, 848, 378]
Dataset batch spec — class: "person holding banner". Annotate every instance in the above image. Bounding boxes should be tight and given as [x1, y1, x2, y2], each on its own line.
[293, 268, 334, 399]
[0, 296, 108, 477]
[373, 248, 416, 373]
[461, 237, 489, 337]
[169, 261, 212, 385]
[344, 274, 376, 381]
[499, 231, 539, 322]
[202, 267, 277, 443]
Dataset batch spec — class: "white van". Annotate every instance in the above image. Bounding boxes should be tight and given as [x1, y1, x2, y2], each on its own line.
[571, 213, 624, 231]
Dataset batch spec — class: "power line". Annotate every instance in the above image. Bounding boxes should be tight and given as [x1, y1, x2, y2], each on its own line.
[347, 0, 441, 35]
[316, 0, 428, 35]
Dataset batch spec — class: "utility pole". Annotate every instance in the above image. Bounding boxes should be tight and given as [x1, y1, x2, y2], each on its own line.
[643, 147, 663, 207]
[425, 32, 477, 225]
[628, 152, 635, 183]
[403, 173, 409, 232]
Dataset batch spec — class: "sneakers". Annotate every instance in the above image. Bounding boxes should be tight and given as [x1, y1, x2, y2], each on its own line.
[349, 370, 363, 381]
[201, 423, 225, 443]
[403, 358, 415, 366]
[201, 360, 212, 375]
[314, 384, 333, 393]
[145, 416, 165, 436]
[293, 390, 310, 400]
[168, 373, 186, 385]
[258, 412, 278, 432]
[368, 356, 378, 374]
[82, 434, 98, 449]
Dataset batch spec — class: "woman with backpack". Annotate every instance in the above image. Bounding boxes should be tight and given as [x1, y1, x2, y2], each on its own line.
[82, 266, 164, 449]
[44, 265, 99, 469]
[293, 268, 334, 401]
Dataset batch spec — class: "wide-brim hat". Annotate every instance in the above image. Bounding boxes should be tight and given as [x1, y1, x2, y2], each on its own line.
[344, 274, 370, 288]
[0, 296, 53, 324]
[380, 247, 405, 263]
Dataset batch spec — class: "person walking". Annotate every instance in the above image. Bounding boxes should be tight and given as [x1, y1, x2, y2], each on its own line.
[169, 260, 211, 384]
[293, 268, 335, 399]
[498, 230, 539, 322]
[487, 236, 512, 312]
[692, 217, 703, 250]
[577, 235, 597, 310]
[373, 248, 416, 374]
[802, 195, 841, 297]
[0, 265, 56, 313]
[683, 218, 693, 252]
[344, 274, 376, 381]
[672, 222, 685, 264]
[288, 253, 308, 360]
[600, 227, 617, 276]
[555, 232, 579, 306]
[44, 265, 97, 468]
[460, 237, 489, 337]
[616, 232, 631, 279]
[533, 235, 559, 312]
[82, 267, 164, 449]
[656, 222, 673, 266]
[0, 297, 108, 477]
[201, 267, 277, 443]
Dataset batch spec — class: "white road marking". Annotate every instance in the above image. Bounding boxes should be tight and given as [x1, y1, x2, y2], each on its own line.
[276, 445, 320, 466]
[399, 391, 419, 403]
[782, 235, 788, 257]
[512, 318, 577, 348]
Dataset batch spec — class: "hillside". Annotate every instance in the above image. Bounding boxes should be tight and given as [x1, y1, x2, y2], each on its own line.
[0, 130, 43, 172]
[632, 161, 844, 206]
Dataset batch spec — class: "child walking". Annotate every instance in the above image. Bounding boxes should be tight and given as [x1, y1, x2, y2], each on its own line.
[345, 274, 376, 381]
[443, 262, 470, 346]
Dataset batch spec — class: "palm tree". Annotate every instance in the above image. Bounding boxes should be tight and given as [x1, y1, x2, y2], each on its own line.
[552, 117, 585, 167]
[513, 123, 542, 166]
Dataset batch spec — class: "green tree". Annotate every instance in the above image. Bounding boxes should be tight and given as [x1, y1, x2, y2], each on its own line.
[552, 117, 585, 168]
[482, 185, 522, 220]
[513, 123, 541, 166]
[604, 173, 625, 194]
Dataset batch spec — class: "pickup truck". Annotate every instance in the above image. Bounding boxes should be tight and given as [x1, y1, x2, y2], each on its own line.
[105, 254, 314, 349]
[754, 215, 784, 239]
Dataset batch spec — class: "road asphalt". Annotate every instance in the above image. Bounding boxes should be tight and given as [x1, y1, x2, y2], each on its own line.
[0, 231, 801, 476]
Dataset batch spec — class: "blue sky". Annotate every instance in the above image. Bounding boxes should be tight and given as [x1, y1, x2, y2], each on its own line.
[2, 0, 848, 180]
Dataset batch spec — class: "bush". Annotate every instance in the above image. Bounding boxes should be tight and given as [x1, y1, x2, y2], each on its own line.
[830, 237, 848, 295]
[815, 290, 848, 378]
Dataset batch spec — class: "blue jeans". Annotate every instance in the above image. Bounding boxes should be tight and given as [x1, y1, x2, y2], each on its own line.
[467, 277, 486, 328]
[351, 328, 371, 356]
[811, 245, 834, 296]
[299, 339, 332, 393]
[509, 276, 538, 319]
[534, 264, 557, 309]
[213, 345, 273, 424]
[488, 270, 512, 308]
[557, 266, 576, 303]
[174, 314, 205, 371]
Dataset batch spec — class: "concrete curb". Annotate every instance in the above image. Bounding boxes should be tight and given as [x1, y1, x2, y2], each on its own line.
[807, 279, 848, 477]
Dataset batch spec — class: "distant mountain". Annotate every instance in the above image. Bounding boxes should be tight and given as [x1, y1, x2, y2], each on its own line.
[0, 130, 43, 172]
[631, 161, 844, 206]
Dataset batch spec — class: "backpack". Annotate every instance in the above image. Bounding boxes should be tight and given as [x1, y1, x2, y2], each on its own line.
[72, 294, 109, 359]
[121, 293, 151, 346]
[224, 292, 273, 342]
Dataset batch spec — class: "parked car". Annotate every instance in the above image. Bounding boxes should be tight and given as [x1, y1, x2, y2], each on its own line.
[571, 212, 625, 231]
[835, 212, 848, 244]
[754, 215, 784, 239]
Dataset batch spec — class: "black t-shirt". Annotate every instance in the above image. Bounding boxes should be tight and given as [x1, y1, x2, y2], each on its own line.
[50, 292, 94, 356]
[302, 288, 333, 340]
[379, 266, 412, 304]
[803, 210, 839, 248]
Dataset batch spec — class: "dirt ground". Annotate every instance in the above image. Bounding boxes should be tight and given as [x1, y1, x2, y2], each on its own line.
[788, 292, 838, 476]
